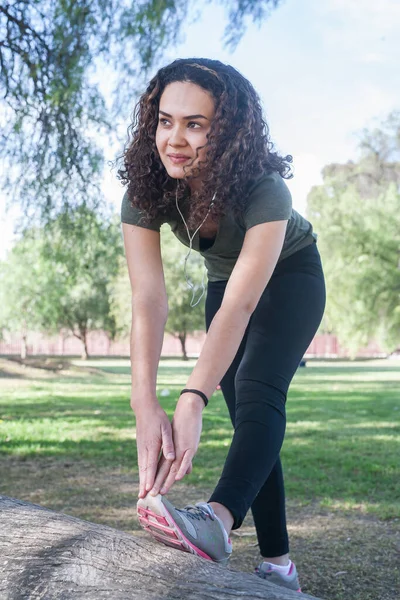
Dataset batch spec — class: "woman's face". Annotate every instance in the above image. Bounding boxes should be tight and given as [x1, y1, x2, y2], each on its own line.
[155, 81, 215, 185]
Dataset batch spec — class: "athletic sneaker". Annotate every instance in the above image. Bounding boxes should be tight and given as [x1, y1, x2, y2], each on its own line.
[254, 561, 302, 592]
[137, 493, 232, 566]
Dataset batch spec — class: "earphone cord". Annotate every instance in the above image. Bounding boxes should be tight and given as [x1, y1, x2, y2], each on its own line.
[175, 189, 216, 308]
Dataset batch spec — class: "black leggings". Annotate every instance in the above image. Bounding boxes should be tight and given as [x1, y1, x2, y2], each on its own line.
[205, 241, 326, 557]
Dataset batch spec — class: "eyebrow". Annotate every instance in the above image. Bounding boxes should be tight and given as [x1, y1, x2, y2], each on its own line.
[159, 110, 209, 120]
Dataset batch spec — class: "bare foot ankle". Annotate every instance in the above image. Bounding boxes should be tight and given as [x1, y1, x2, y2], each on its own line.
[262, 554, 290, 566]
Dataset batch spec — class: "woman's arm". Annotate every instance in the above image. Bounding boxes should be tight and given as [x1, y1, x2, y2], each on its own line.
[122, 223, 168, 404]
[150, 219, 288, 495]
[122, 223, 175, 497]
[185, 219, 288, 398]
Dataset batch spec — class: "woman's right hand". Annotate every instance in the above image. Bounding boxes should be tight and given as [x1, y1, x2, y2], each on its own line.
[133, 400, 176, 498]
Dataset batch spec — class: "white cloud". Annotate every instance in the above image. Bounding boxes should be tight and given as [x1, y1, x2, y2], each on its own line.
[346, 84, 396, 134]
[102, 163, 124, 212]
[316, 0, 399, 64]
[361, 52, 386, 64]
[0, 201, 20, 260]
[286, 153, 324, 215]
[322, 0, 400, 33]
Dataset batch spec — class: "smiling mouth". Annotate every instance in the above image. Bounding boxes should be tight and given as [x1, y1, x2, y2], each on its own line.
[168, 154, 191, 164]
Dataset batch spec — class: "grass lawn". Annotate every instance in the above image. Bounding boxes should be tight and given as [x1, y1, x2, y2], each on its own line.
[0, 356, 399, 599]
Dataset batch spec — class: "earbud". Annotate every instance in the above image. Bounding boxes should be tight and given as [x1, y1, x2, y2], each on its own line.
[176, 188, 216, 308]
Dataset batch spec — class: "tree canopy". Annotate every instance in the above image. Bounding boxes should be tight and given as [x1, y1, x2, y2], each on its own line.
[0, 205, 123, 358]
[307, 112, 400, 354]
[0, 0, 283, 223]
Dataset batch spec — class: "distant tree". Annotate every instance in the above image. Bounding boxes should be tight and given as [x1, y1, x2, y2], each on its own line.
[0, 0, 283, 222]
[0, 235, 49, 359]
[319, 111, 400, 200]
[161, 227, 205, 360]
[0, 206, 123, 358]
[307, 112, 400, 355]
[111, 225, 206, 359]
[108, 255, 133, 339]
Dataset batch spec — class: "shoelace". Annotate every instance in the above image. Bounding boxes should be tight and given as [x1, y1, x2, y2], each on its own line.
[177, 504, 214, 522]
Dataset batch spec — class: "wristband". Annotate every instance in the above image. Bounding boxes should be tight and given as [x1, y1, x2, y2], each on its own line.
[180, 388, 208, 408]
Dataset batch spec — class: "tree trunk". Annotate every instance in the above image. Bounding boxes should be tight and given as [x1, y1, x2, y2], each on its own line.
[59, 329, 68, 355]
[178, 332, 188, 361]
[81, 328, 89, 360]
[20, 334, 27, 360]
[0, 496, 323, 600]
[20, 320, 28, 359]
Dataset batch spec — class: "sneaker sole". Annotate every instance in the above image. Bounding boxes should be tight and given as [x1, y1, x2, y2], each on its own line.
[137, 494, 213, 562]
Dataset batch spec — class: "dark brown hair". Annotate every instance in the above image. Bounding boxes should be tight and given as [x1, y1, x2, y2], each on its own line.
[118, 58, 292, 227]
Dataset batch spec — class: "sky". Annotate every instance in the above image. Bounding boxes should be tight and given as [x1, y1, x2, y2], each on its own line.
[1, 0, 399, 258]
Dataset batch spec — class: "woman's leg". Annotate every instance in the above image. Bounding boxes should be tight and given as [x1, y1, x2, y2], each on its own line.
[206, 244, 326, 559]
[206, 280, 288, 556]
[251, 457, 288, 559]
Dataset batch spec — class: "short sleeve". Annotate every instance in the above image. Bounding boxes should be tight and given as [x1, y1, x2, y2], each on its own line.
[243, 171, 292, 230]
[121, 191, 164, 231]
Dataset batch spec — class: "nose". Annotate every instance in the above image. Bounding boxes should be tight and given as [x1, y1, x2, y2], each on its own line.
[168, 124, 187, 148]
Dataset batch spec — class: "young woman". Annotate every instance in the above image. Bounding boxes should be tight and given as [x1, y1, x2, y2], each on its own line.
[119, 58, 325, 592]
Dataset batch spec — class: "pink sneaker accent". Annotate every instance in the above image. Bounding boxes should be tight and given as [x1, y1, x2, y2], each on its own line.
[152, 532, 183, 547]
[137, 502, 213, 561]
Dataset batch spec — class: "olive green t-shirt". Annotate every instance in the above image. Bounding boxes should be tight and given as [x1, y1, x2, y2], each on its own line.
[121, 171, 317, 282]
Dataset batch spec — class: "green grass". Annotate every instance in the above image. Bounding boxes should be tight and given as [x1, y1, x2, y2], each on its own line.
[1, 358, 399, 519]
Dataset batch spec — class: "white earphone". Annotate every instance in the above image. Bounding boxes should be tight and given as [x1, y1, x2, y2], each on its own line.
[175, 189, 216, 307]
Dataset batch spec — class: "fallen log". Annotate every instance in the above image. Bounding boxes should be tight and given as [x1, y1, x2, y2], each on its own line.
[0, 496, 324, 600]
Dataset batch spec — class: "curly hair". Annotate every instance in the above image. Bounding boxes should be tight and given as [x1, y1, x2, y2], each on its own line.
[117, 58, 292, 228]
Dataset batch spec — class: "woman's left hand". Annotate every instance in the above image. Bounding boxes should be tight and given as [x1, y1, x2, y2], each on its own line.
[149, 394, 204, 496]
